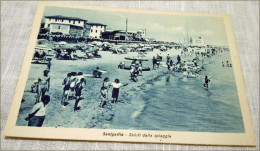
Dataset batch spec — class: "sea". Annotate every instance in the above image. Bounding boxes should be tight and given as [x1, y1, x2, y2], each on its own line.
[108, 51, 245, 133]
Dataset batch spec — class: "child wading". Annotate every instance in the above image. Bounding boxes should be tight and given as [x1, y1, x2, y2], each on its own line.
[111, 79, 128, 103]
[203, 76, 211, 88]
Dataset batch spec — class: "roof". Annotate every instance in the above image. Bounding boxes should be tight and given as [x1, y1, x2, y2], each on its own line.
[45, 15, 87, 21]
[102, 30, 122, 34]
[50, 23, 84, 27]
[87, 22, 107, 26]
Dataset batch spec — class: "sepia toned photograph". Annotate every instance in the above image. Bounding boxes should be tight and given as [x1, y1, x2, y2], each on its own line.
[4, 2, 256, 146]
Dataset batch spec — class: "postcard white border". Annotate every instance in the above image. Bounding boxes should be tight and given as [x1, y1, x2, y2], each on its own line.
[3, 1, 256, 146]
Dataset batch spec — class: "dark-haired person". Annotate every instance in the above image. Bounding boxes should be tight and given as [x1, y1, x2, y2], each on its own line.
[76, 72, 86, 86]
[166, 54, 170, 62]
[74, 78, 85, 111]
[99, 86, 108, 108]
[111, 79, 128, 103]
[203, 76, 211, 88]
[61, 73, 71, 107]
[152, 56, 156, 70]
[177, 55, 181, 64]
[36, 70, 50, 103]
[138, 63, 143, 76]
[25, 95, 50, 127]
[102, 77, 110, 91]
[93, 67, 102, 78]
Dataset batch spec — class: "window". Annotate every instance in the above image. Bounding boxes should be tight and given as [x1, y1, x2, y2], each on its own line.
[69, 20, 71, 23]
[58, 26, 60, 29]
[79, 21, 81, 24]
[73, 20, 75, 24]
[49, 18, 51, 21]
[48, 24, 50, 27]
[91, 29, 93, 33]
[96, 30, 98, 33]
[55, 19, 57, 21]
[61, 19, 64, 22]
[95, 36, 97, 38]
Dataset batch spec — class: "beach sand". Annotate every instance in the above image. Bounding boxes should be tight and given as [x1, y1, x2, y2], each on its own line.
[17, 48, 181, 128]
[16, 47, 243, 133]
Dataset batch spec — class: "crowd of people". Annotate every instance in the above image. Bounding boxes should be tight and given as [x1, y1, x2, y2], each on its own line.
[130, 60, 143, 82]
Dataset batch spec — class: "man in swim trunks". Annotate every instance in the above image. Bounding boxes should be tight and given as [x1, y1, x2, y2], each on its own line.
[36, 70, 50, 103]
[61, 73, 71, 107]
[74, 78, 85, 111]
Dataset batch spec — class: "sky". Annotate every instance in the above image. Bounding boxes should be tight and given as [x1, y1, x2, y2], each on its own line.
[43, 6, 229, 46]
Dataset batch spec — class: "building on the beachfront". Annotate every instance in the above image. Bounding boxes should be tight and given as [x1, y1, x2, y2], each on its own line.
[84, 22, 107, 39]
[101, 29, 146, 41]
[135, 29, 146, 40]
[44, 15, 87, 37]
[190, 37, 206, 47]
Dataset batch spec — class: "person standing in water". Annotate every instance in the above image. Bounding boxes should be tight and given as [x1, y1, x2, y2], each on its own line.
[166, 54, 170, 62]
[177, 55, 181, 64]
[111, 79, 128, 103]
[152, 56, 156, 70]
[203, 76, 211, 88]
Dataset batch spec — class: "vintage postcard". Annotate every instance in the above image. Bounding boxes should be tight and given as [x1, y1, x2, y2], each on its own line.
[4, 2, 256, 146]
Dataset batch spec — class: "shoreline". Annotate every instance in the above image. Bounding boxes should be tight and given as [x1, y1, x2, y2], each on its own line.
[16, 48, 238, 131]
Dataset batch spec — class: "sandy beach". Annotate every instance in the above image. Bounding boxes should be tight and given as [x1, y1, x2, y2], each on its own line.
[16, 46, 244, 133]
[17, 47, 180, 128]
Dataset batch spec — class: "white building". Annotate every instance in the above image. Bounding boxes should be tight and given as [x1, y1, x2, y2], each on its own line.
[44, 15, 87, 37]
[136, 29, 146, 40]
[85, 22, 107, 39]
[190, 37, 205, 47]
